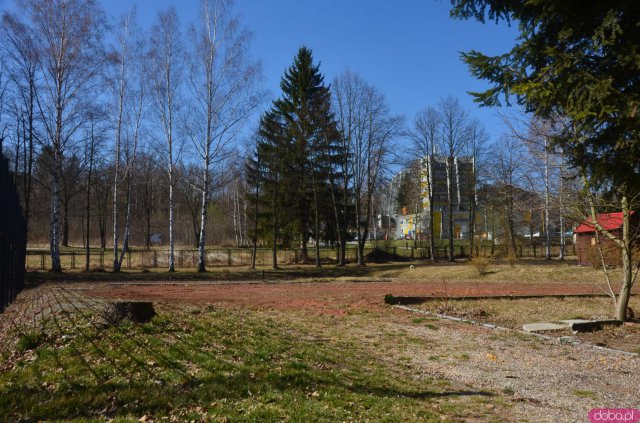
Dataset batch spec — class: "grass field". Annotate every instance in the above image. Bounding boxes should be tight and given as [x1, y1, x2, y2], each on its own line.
[25, 256, 623, 284]
[3, 258, 639, 421]
[378, 257, 625, 285]
[0, 288, 503, 422]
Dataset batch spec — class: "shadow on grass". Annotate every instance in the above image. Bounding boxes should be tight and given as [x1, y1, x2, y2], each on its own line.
[0, 288, 495, 421]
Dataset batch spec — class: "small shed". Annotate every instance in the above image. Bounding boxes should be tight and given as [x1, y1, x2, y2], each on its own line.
[574, 211, 638, 266]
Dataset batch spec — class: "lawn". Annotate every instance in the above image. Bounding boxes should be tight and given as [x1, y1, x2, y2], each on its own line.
[0, 287, 503, 422]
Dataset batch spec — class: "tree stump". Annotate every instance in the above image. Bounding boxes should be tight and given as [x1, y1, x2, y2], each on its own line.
[103, 301, 156, 325]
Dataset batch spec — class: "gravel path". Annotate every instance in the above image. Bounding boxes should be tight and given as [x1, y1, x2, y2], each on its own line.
[290, 307, 640, 423]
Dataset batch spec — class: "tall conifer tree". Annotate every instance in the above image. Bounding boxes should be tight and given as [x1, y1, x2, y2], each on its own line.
[255, 47, 342, 264]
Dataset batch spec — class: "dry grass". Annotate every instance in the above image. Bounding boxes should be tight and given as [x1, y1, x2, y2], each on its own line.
[417, 296, 634, 327]
[377, 259, 624, 285]
[414, 295, 640, 353]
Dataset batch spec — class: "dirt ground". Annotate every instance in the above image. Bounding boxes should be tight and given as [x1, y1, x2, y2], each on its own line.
[82, 278, 638, 317]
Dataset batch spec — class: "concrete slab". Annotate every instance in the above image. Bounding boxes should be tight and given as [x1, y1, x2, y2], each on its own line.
[522, 323, 567, 333]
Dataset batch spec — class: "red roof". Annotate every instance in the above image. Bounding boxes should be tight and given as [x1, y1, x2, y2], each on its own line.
[574, 211, 636, 233]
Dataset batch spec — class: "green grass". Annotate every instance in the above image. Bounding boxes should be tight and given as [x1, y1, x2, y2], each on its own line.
[16, 330, 47, 352]
[572, 390, 598, 400]
[0, 299, 500, 422]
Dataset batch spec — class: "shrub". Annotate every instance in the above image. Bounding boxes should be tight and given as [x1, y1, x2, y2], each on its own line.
[470, 257, 490, 276]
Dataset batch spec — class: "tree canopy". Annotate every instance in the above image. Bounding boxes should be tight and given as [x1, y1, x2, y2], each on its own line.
[450, 0, 640, 193]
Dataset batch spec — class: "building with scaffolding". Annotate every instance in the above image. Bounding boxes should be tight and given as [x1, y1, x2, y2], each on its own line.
[421, 155, 475, 240]
[385, 156, 475, 240]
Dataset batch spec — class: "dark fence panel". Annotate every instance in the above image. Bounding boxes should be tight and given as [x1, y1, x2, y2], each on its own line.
[0, 152, 27, 313]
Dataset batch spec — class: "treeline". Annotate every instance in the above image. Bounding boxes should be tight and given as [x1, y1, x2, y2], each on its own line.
[0, 0, 595, 275]
[0, 0, 260, 272]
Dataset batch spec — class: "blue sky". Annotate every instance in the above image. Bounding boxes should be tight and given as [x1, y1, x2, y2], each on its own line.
[106, 0, 519, 145]
[1, 0, 520, 148]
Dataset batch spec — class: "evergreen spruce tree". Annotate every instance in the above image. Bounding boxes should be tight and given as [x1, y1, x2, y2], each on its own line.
[255, 47, 342, 265]
[255, 110, 287, 269]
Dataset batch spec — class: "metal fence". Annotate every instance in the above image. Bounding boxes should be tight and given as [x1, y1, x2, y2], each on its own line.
[0, 152, 27, 312]
[24, 242, 575, 272]
[26, 247, 383, 271]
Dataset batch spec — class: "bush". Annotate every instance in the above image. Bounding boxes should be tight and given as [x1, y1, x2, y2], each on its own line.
[470, 257, 490, 276]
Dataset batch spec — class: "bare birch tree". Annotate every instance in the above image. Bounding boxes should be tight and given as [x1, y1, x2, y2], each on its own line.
[573, 176, 640, 321]
[491, 135, 527, 257]
[25, 0, 105, 272]
[438, 96, 468, 261]
[83, 108, 106, 270]
[504, 114, 569, 259]
[109, 10, 146, 272]
[331, 69, 361, 266]
[149, 8, 182, 272]
[185, 0, 261, 272]
[464, 118, 489, 259]
[1, 13, 39, 230]
[333, 70, 402, 266]
[412, 106, 440, 261]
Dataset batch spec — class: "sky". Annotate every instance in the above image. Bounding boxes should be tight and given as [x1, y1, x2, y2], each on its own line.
[1, 0, 521, 150]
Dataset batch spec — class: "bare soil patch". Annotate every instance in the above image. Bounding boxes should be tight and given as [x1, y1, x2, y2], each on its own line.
[82, 278, 638, 315]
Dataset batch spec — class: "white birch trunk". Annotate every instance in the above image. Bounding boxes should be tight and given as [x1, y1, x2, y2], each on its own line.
[168, 162, 175, 271]
[50, 165, 62, 271]
[197, 160, 209, 272]
[616, 195, 634, 321]
[233, 188, 239, 247]
[544, 138, 551, 259]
